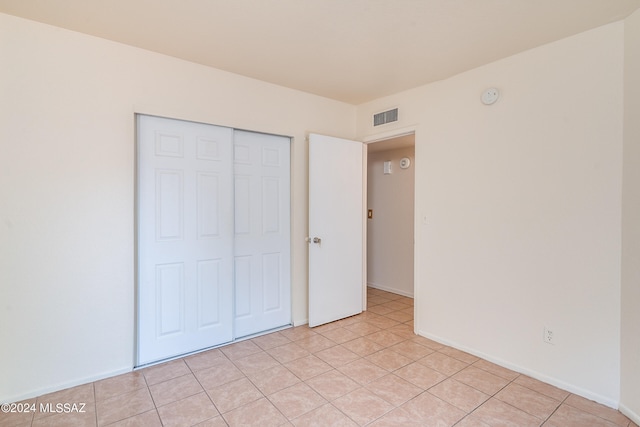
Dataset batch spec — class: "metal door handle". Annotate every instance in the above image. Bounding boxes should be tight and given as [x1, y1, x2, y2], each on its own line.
[313, 237, 321, 244]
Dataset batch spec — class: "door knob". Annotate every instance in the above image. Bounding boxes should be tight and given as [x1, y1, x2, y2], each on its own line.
[313, 237, 321, 244]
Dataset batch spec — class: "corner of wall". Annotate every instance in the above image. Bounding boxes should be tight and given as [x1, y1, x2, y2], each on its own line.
[620, 6, 640, 424]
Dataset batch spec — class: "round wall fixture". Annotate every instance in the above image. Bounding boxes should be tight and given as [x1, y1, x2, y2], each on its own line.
[481, 88, 500, 105]
[399, 157, 411, 169]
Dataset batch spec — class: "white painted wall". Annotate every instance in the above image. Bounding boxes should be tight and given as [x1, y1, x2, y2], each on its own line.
[367, 146, 415, 297]
[0, 13, 355, 403]
[620, 8, 640, 424]
[357, 23, 624, 406]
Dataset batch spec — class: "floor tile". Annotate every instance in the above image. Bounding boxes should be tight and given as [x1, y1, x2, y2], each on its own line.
[344, 321, 382, 336]
[219, 340, 262, 360]
[411, 335, 446, 350]
[305, 369, 360, 401]
[193, 415, 229, 426]
[365, 348, 413, 371]
[472, 359, 519, 381]
[366, 374, 423, 406]
[314, 345, 360, 368]
[105, 409, 162, 427]
[332, 388, 395, 425]
[368, 296, 392, 306]
[388, 340, 433, 360]
[386, 323, 416, 339]
[494, 382, 560, 420]
[31, 404, 97, 427]
[367, 408, 425, 426]
[148, 373, 203, 407]
[284, 355, 333, 381]
[184, 349, 225, 372]
[364, 316, 401, 330]
[454, 414, 493, 426]
[513, 375, 570, 401]
[418, 351, 469, 376]
[206, 377, 263, 413]
[222, 397, 288, 426]
[428, 378, 490, 412]
[366, 330, 406, 347]
[471, 398, 541, 427]
[266, 342, 310, 363]
[545, 404, 622, 427]
[317, 327, 361, 344]
[340, 337, 384, 357]
[384, 310, 413, 323]
[35, 383, 95, 407]
[367, 305, 396, 316]
[268, 383, 326, 419]
[279, 326, 317, 342]
[0, 398, 36, 427]
[94, 372, 146, 401]
[332, 315, 364, 327]
[142, 360, 191, 386]
[193, 359, 245, 389]
[156, 392, 219, 427]
[96, 387, 155, 426]
[247, 364, 301, 396]
[453, 366, 510, 395]
[311, 322, 343, 334]
[381, 301, 410, 311]
[400, 391, 466, 426]
[34, 383, 95, 421]
[564, 394, 631, 426]
[337, 358, 389, 385]
[394, 361, 448, 389]
[294, 334, 337, 353]
[438, 347, 480, 364]
[232, 351, 280, 376]
[291, 403, 358, 427]
[251, 332, 291, 350]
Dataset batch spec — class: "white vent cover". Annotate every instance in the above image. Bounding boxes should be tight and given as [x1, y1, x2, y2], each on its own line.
[373, 108, 398, 126]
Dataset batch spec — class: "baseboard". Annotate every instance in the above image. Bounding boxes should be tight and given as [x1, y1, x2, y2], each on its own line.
[367, 283, 414, 298]
[292, 317, 308, 327]
[619, 402, 640, 425]
[417, 328, 620, 409]
[2, 366, 132, 404]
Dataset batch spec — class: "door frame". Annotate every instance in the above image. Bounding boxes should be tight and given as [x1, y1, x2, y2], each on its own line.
[362, 125, 418, 331]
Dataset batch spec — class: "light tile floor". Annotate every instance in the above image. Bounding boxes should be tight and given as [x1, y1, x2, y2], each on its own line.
[2, 288, 637, 426]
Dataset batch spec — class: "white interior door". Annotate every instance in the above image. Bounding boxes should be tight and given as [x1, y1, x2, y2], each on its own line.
[137, 115, 234, 365]
[233, 130, 291, 337]
[308, 133, 365, 327]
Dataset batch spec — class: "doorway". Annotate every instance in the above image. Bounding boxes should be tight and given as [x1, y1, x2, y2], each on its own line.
[366, 134, 415, 298]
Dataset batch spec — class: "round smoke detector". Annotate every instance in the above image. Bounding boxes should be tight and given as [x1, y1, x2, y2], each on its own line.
[481, 88, 500, 105]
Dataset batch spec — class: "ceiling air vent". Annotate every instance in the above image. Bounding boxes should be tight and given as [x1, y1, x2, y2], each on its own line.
[373, 108, 398, 127]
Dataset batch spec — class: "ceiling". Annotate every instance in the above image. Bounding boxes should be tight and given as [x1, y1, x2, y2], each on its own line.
[368, 134, 415, 153]
[1, 0, 639, 105]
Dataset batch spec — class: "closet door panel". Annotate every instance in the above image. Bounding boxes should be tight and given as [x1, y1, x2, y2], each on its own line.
[233, 130, 291, 338]
[138, 115, 234, 365]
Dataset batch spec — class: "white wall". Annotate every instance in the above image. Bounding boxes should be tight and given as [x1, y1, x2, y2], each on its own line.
[367, 146, 415, 297]
[357, 23, 624, 406]
[0, 13, 356, 403]
[620, 8, 640, 424]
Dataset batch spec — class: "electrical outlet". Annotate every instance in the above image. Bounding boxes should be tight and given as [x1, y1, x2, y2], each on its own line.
[543, 327, 554, 345]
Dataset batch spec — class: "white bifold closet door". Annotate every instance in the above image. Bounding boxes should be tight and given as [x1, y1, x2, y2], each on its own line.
[137, 115, 290, 366]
